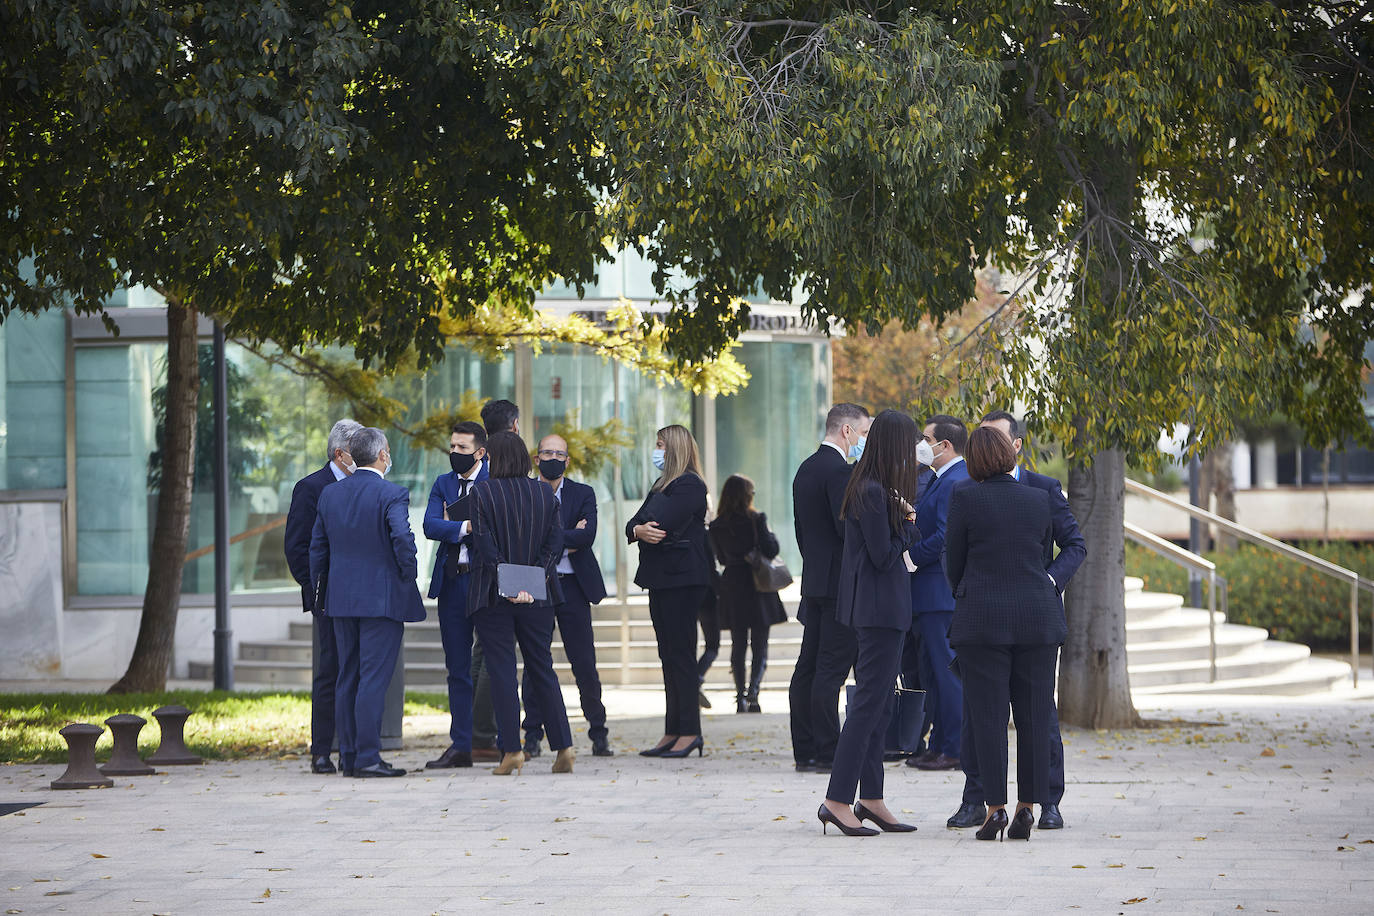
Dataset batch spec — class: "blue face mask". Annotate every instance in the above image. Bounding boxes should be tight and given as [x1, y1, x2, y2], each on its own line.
[651, 448, 666, 470]
[848, 435, 866, 461]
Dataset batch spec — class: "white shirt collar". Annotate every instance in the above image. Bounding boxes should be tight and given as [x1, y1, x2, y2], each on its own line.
[1012, 464, 1021, 481]
[329, 461, 348, 482]
[821, 440, 847, 458]
[357, 466, 384, 476]
[460, 462, 482, 483]
[934, 455, 965, 479]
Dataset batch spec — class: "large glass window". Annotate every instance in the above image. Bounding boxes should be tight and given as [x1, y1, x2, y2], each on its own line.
[2, 310, 67, 491]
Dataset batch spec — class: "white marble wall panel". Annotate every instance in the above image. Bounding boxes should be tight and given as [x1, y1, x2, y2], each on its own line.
[0, 502, 65, 678]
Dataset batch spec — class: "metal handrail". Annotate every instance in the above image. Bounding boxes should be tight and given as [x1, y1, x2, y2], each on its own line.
[1125, 477, 1374, 686]
[1125, 521, 1227, 682]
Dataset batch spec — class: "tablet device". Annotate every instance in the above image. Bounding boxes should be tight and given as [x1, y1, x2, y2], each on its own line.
[497, 563, 547, 601]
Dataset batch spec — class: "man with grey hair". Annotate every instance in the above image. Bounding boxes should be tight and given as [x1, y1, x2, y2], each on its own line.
[310, 427, 426, 777]
[284, 418, 362, 775]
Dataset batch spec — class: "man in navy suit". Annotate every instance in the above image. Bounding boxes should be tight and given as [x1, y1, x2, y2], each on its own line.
[947, 410, 1088, 829]
[521, 434, 614, 758]
[309, 427, 426, 778]
[789, 403, 870, 773]
[283, 418, 361, 775]
[421, 420, 489, 769]
[905, 415, 970, 772]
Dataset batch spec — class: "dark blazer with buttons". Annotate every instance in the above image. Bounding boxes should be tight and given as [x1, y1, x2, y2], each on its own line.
[944, 474, 1065, 647]
[908, 458, 970, 614]
[1019, 468, 1087, 591]
[835, 479, 921, 631]
[554, 477, 608, 605]
[421, 463, 489, 599]
[466, 476, 565, 614]
[791, 444, 852, 602]
[308, 469, 426, 623]
[625, 472, 711, 590]
[284, 463, 338, 613]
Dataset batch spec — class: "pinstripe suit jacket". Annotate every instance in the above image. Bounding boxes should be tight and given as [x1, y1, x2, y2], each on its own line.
[466, 476, 565, 615]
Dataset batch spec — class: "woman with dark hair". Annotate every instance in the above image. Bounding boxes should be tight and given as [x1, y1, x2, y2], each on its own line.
[945, 426, 1064, 841]
[467, 431, 575, 776]
[708, 474, 787, 713]
[817, 409, 922, 837]
[626, 424, 713, 758]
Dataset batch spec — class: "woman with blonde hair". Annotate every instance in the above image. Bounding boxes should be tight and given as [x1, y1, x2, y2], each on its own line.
[626, 424, 713, 758]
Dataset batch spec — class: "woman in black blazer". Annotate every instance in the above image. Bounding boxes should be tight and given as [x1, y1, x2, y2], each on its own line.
[708, 474, 787, 713]
[818, 409, 922, 837]
[468, 431, 574, 777]
[944, 426, 1066, 840]
[626, 424, 712, 758]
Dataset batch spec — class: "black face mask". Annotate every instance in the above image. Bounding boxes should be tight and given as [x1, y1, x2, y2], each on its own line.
[538, 458, 567, 481]
[450, 451, 478, 476]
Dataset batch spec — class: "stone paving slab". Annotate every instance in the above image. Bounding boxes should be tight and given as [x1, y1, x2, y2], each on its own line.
[2, 688, 1372, 915]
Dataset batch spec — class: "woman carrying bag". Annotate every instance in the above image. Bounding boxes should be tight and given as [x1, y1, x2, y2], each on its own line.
[708, 474, 787, 713]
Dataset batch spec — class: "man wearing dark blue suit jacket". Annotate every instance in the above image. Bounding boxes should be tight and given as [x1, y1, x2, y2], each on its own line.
[421, 421, 489, 769]
[283, 418, 361, 775]
[521, 434, 614, 757]
[905, 415, 971, 771]
[948, 411, 1088, 829]
[309, 427, 426, 778]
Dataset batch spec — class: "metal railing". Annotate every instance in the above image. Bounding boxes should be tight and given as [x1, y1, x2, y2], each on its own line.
[1125, 477, 1374, 686]
[1124, 521, 1228, 681]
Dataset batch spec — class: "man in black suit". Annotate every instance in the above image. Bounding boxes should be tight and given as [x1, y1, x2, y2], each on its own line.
[947, 410, 1088, 830]
[521, 434, 614, 757]
[283, 418, 361, 775]
[788, 403, 870, 772]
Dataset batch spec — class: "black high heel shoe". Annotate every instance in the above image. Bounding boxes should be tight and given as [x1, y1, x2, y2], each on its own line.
[659, 736, 704, 758]
[818, 804, 880, 837]
[1007, 807, 1034, 841]
[975, 808, 1009, 841]
[639, 737, 677, 757]
[853, 801, 917, 833]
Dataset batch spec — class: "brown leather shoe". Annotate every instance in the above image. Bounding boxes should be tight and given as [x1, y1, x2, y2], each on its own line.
[913, 753, 961, 771]
[471, 745, 502, 763]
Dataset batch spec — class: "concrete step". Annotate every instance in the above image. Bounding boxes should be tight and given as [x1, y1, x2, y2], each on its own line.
[1125, 607, 1226, 643]
[1124, 590, 1185, 623]
[1127, 640, 1314, 687]
[1125, 622, 1271, 666]
[1131, 655, 1354, 696]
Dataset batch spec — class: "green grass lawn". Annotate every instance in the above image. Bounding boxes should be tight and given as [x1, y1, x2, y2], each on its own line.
[0, 690, 449, 764]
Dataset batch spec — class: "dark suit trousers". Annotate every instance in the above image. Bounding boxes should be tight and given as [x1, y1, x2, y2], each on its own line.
[825, 625, 904, 804]
[332, 616, 404, 770]
[648, 585, 707, 736]
[436, 572, 475, 749]
[474, 604, 572, 753]
[789, 598, 858, 765]
[956, 643, 1059, 807]
[915, 610, 962, 758]
[310, 615, 340, 757]
[523, 576, 607, 743]
[696, 589, 721, 680]
[959, 651, 1066, 806]
[470, 638, 499, 747]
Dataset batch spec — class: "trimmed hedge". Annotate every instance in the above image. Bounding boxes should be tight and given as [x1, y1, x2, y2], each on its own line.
[1125, 541, 1374, 651]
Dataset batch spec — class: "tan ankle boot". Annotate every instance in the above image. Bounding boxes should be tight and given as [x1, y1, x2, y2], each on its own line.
[492, 751, 524, 776]
[551, 747, 575, 774]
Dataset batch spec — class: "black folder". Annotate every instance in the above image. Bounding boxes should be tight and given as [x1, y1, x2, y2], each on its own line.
[497, 563, 547, 601]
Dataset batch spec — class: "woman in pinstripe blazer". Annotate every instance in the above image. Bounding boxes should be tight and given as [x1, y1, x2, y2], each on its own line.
[468, 431, 572, 776]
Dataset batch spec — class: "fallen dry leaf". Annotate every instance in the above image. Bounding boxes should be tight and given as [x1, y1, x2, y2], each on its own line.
[1260, 747, 1276, 757]
[260, 888, 271, 898]
[1123, 899, 1148, 905]
[90, 853, 108, 859]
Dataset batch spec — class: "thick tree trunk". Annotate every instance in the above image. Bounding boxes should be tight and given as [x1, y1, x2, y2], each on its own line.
[1205, 443, 1237, 551]
[109, 299, 200, 694]
[1060, 449, 1141, 728]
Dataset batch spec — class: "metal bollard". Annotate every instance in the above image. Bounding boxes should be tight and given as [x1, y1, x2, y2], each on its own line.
[100, 714, 156, 776]
[51, 723, 114, 790]
[146, 705, 203, 766]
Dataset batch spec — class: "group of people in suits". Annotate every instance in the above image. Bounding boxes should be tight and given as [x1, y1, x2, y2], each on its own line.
[284, 399, 614, 779]
[793, 404, 1086, 840]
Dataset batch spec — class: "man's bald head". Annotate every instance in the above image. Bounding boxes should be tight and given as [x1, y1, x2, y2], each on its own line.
[539, 433, 568, 454]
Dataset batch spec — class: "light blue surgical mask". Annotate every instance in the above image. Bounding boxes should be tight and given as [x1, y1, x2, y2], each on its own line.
[847, 435, 866, 461]
[651, 448, 666, 470]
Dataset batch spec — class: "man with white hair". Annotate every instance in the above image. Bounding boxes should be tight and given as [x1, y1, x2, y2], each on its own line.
[284, 418, 362, 775]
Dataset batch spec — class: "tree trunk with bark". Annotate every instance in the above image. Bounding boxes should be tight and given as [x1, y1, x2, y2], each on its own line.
[1204, 443, 1237, 551]
[109, 298, 200, 694]
[1060, 448, 1142, 728]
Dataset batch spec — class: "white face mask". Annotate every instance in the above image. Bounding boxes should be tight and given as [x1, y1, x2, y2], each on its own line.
[382, 451, 392, 476]
[915, 440, 935, 467]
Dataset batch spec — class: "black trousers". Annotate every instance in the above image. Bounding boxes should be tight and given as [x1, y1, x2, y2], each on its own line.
[309, 614, 339, 757]
[956, 643, 1059, 807]
[789, 597, 859, 765]
[522, 576, 607, 743]
[648, 585, 707, 736]
[696, 589, 721, 681]
[473, 604, 572, 753]
[825, 625, 904, 804]
[730, 622, 770, 681]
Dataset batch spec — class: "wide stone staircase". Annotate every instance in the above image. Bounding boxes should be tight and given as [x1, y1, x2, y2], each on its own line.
[211, 576, 1353, 697]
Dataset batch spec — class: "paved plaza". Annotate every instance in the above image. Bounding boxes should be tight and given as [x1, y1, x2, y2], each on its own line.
[3, 687, 1372, 915]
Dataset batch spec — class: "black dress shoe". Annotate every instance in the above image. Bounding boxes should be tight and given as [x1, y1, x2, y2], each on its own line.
[810, 759, 833, 774]
[354, 761, 405, 778]
[882, 750, 912, 762]
[853, 801, 918, 833]
[523, 736, 543, 759]
[795, 760, 814, 773]
[591, 737, 614, 757]
[913, 753, 960, 771]
[425, 746, 473, 769]
[1038, 803, 1064, 829]
[946, 802, 987, 828]
[905, 749, 936, 768]
[1007, 807, 1034, 840]
[311, 756, 337, 774]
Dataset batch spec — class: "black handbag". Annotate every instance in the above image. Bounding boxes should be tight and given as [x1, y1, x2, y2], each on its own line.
[745, 515, 793, 593]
